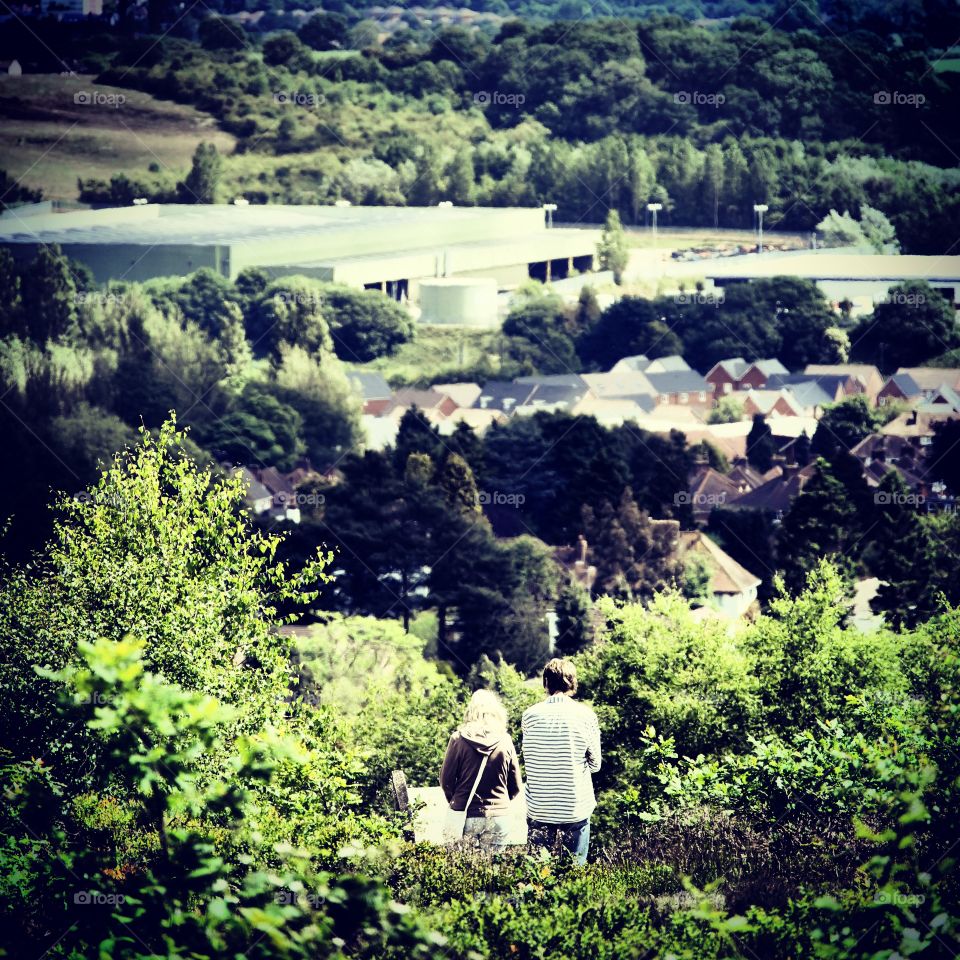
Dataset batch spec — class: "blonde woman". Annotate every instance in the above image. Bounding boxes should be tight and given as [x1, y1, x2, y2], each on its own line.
[440, 689, 522, 851]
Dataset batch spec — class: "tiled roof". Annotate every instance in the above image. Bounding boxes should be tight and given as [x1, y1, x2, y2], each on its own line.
[748, 359, 789, 376]
[729, 464, 816, 512]
[894, 368, 960, 392]
[707, 357, 748, 379]
[347, 370, 392, 401]
[474, 381, 539, 412]
[679, 530, 761, 594]
[645, 370, 711, 394]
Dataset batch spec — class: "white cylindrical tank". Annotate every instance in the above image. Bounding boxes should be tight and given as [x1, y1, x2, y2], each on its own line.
[418, 277, 498, 327]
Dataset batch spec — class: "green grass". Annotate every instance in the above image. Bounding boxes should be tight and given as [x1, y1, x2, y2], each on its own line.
[0, 73, 235, 200]
[354, 324, 509, 386]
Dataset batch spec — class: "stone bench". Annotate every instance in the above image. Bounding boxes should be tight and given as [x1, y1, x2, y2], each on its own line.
[391, 770, 528, 845]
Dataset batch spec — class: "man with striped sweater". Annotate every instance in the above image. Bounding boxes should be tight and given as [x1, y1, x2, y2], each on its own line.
[522, 658, 602, 864]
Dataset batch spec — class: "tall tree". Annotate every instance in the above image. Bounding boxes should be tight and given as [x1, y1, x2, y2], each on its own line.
[21, 244, 79, 344]
[444, 148, 476, 205]
[582, 487, 682, 601]
[776, 457, 868, 594]
[746, 414, 776, 472]
[554, 581, 595, 654]
[811, 396, 878, 459]
[701, 143, 725, 228]
[929, 419, 960, 495]
[850, 283, 959, 372]
[178, 142, 222, 204]
[597, 209, 629, 284]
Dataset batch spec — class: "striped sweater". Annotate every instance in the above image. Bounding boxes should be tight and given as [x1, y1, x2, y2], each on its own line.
[521, 694, 602, 824]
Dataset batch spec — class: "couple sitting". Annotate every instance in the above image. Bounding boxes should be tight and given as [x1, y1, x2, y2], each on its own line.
[439, 657, 601, 864]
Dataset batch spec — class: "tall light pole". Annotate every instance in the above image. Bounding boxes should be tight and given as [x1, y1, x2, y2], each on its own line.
[543, 202, 557, 228]
[647, 202, 662, 243]
[753, 203, 768, 254]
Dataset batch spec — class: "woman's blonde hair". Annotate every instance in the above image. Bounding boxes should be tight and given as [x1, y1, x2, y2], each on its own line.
[461, 689, 508, 733]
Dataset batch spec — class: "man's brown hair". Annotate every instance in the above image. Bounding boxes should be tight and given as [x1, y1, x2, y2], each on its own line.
[542, 657, 577, 695]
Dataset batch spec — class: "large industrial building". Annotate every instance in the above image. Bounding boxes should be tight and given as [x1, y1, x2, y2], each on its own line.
[670, 249, 960, 316]
[0, 203, 598, 315]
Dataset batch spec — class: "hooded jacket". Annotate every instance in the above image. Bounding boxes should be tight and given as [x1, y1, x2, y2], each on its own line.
[439, 723, 523, 817]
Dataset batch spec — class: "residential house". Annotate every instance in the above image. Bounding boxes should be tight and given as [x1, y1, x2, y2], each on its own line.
[705, 357, 748, 399]
[235, 466, 301, 523]
[684, 465, 743, 523]
[766, 373, 854, 416]
[706, 358, 789, 400]
[645, 355, 693, 374]
[877, 373, 923, 407]
[727, 460, 771, 492]
[728, 462, 817, 519]
[679, 531, 762, 619]
[803, 364, 885, 403]
[610, 354, 692, 375]
[553, 535, 598, 594]
[880, 408, 960, 439]
[237, 467, 272, 516]
[434, 382, 482, 408]
[893, 367, 960, 397]
[515, 382, 591, 416]
[923, 384, 960, 413]
[347, 370, 393, 416]
[581, 370, 655, 400]
[388, 388, 459, 419]
[474, 381, 539, 415]
[645, 369, 712, 407]
[737, 359, 789, 390]
[849, 433, 931, 494]
[742, 389, 805, 418]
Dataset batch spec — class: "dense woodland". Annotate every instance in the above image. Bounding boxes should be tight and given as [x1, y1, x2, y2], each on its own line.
[1, 423, 958, 958]
[3, 13, 960, 249]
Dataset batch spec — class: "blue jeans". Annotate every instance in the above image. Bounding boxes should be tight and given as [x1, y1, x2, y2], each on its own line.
[527, 818, 590, 864]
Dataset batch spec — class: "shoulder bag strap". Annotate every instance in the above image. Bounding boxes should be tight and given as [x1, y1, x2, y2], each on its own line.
[463, 753, 489, 815]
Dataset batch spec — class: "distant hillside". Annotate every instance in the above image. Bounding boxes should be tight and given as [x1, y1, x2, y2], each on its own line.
[0, 74, 234, 200]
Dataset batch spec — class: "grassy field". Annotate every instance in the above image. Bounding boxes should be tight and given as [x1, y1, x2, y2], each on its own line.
[354, 325, 508, 386]
[0, 74, 234, 199]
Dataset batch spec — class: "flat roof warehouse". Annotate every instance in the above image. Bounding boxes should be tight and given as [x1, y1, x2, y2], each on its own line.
[0, 203, 599, 292]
